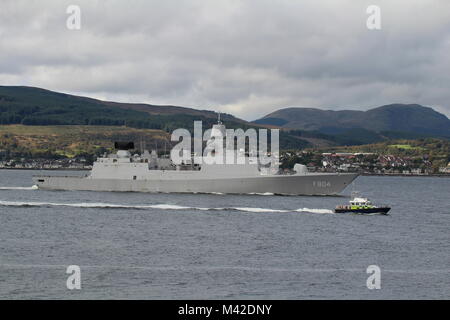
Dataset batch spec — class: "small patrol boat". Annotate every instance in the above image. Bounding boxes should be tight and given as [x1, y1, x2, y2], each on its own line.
[335, 192, 390, 214]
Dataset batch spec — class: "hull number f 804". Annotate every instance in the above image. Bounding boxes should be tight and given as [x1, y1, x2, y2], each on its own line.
[313, 180, 331, 188]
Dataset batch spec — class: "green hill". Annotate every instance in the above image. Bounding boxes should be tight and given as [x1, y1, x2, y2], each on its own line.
[0, 86, 317, 150]
[0, 125, 170, 160]
[0, 86, 244, 131]
[1, 86, 449, 154]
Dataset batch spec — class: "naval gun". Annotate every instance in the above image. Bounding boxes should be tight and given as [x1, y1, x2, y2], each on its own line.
[114, 142, 135, 150]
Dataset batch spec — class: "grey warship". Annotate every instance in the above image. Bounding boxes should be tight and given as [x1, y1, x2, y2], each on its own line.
[33, 121, 358, 195]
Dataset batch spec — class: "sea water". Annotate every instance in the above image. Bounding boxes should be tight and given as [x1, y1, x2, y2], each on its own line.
[0, 169, 448, 299]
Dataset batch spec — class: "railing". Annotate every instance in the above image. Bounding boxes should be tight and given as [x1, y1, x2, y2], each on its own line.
[32, 175, 86, 178]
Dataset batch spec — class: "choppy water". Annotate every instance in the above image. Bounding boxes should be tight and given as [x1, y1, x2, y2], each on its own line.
[0, 169, 448, 299]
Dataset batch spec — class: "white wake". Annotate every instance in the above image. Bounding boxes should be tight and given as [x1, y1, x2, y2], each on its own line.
[0, 200, 333, 214]
[0, 185, 38, 190]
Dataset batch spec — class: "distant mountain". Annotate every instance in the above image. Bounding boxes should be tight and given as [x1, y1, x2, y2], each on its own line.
[1, 86, 449, 149]
[0, 86, 246, 131]
[254, 104, 450, 138]
[0, 86, 315, 150]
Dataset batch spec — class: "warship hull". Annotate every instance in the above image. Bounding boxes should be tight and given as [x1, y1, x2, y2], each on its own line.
[33, 172, 358, 195]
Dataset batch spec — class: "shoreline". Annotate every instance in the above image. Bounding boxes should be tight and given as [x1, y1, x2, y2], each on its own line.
[361, 173, 450, 178]
[0, 167, 90, 171]
[1, 167, 449, 177]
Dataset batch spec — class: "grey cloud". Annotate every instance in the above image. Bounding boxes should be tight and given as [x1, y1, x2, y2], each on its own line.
[0, 0, 449, 120]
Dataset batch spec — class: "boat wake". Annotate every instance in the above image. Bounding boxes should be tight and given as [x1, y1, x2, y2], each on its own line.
[247, 192, 275, 196]
[295, 208, 334, 214]
[0, 185, 38, 190]
[0, 200, 334, 214]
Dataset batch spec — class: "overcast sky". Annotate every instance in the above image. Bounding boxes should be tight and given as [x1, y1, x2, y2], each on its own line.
[1, 0, 449, 120]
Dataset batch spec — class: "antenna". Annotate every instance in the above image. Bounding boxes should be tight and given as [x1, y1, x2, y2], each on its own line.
[140, 138, 144, 154]
[217, 111, 222, 124]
